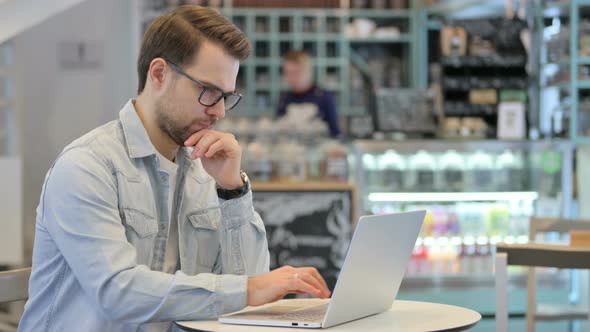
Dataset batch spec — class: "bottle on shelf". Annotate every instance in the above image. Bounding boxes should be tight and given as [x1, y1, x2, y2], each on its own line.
[496, 150, 524, 191]
[459, 237, 478, 274]
[407, 150, 438, 192]
[274, 140, 307, 182]
[320, 140, 349, 182]
[245, 118, 275, 183]
[363, 153, 381, 190]
[438, 149, 465, 192]
[379, 149, 406, 191]
[465, 150, 496, 191]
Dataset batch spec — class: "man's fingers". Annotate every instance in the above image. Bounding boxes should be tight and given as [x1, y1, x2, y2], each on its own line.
[204, 140, 225, 158]
[195, 133, 219, 153]
[288, 277, 322, 298]
[305, 268, 330, 296]
[191, 134, 221, 159]
[298, 274, 327, 298]
[184, 129, 209, 147]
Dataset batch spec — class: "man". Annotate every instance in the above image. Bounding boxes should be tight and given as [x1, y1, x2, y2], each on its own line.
[19, 6, 330, 332]
[277, 50, 341, 137]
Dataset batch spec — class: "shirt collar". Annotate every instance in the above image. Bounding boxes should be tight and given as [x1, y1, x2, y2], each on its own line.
[119, 99, 211, 182]
[119, 99, 158, 159]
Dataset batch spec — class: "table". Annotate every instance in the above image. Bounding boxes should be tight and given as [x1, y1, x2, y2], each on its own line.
[495, 243, 590, 332]
[175, 299, 481, 332]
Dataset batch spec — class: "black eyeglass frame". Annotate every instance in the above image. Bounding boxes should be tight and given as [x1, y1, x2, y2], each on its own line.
[165, 59, 243, 111]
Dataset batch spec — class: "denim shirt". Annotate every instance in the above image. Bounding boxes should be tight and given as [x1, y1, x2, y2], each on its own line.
[18, 100, 270, 332]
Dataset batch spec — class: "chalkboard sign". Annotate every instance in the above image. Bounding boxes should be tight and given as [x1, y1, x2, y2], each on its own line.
[252, 184, 355, 292]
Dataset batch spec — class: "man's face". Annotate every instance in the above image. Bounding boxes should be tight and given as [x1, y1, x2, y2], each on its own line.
[155, 41, 240, 146]
[282, 60, 311, 92]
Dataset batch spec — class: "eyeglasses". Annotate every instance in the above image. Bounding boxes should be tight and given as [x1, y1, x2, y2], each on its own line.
[165, 60, 243, 111]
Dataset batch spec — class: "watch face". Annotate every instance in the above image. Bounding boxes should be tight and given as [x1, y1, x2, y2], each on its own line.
[240, 170, 249, 184]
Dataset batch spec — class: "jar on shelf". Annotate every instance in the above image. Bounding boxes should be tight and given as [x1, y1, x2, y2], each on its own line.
[363, 153, 381, 190]
[438, 150, 465, 192]
[275, 141, 307, 182]
[320, 140, 349, 182]
[406, 150, 438, 192]
[465, 150, 496, 191]
[379, 149, 406, 191]
[245, 141, 273, 182]
[495, 150, 524, 191]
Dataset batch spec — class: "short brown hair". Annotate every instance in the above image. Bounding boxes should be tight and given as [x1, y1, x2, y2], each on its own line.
[282, 50, 312, 68]
[137, 6, 251, 94]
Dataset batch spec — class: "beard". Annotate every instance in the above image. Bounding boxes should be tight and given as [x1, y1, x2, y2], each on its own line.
[154, 95, 194, 147]
[154, 88, 219, 147]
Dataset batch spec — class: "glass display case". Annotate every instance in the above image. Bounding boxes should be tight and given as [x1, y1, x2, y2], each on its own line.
[351, 139, 575, 322]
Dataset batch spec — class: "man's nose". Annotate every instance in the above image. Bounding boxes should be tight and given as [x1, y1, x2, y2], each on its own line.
[206, 99, 225, 120]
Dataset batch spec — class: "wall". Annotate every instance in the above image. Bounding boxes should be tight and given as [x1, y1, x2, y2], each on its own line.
[13, 0, 136, 262]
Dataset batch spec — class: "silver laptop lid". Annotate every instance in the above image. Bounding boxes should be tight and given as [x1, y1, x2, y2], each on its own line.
[322, 210, 426, 328]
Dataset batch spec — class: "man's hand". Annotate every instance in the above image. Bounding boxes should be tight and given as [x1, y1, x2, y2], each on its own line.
[247, 266, 331, 307]
[184, 129, 243, 190]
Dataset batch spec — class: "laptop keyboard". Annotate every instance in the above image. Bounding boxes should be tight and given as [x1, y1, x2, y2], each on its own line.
[276, 303, 329, 322]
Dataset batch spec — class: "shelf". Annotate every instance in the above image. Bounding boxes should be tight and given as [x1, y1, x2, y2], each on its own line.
[353, 139, 571, 154]
[547, 57, 590, 66]
[417, 236, 529, 246]
[535, 304, 590, 321]
[346, 9, 411, 18]
[253, 84, 273, 91]
[255, 34, 342, 42]
[442, 81, 528, 91]
[349, 106, 368, 114]
[253, 181, 353, 192]
[367, 191, 539, 202]
[245, 58, 280, 66]
[539, 1, 570, 17]
[543, 82, 569, 90]
[443, 104, 497, 117]
[425, 0, 494, 16]
[441, 55, 526, 68]
[541, 60, 570, 67]
[228, 8, 411, 18]
[542, 81, 590, 89]
[323, 59, 346, 66]
[400, 270, 569, 291]
[348, 35, 412, 43]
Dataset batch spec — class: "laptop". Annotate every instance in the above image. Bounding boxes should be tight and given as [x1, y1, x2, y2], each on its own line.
[219, 210, 426, 329]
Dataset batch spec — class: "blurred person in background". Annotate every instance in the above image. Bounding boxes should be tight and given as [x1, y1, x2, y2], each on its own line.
[277, 50, 341, 137]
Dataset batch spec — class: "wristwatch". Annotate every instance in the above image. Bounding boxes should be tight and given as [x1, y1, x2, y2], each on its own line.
[217, 170, 250, 200]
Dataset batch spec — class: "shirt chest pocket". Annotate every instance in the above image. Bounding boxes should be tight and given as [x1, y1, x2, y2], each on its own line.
[185, 208, 221, 270]
[118, 173, 159, 265]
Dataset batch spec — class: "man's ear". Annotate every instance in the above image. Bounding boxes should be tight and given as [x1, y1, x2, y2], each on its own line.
[148, 58, 168, 91]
